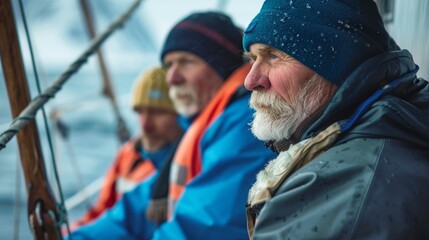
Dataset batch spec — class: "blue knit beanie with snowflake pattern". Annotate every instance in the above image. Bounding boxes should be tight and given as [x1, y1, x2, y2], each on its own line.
[243, 0, 399, 86]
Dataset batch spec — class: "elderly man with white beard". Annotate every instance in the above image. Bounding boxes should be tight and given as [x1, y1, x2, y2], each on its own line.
[67, 11, 276, 240]
[242, 0, 429, 239]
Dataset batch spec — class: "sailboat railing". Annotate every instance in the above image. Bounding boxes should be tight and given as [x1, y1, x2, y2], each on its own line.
[65, 177, 104, 211]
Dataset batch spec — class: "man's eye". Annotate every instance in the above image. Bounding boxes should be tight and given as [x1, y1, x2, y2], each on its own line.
[269, 53, 279, 60]
[163, 63, 172, 69]
[183, 59, 193, 64]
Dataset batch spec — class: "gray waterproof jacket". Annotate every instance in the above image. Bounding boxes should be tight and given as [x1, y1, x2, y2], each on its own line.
[251, 50, 429, 240]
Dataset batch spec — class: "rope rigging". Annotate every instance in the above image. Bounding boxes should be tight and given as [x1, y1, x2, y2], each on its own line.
[1, 0, 62, 237]
[0, 0, 143, 238]
[0, 0, 143, 151]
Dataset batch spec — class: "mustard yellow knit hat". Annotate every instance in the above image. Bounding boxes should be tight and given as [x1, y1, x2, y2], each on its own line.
[131, 67, 175, 112]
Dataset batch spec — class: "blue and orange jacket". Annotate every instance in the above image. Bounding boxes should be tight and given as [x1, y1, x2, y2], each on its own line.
[68, 64, 277, 240]
[73, 137, 163, 228]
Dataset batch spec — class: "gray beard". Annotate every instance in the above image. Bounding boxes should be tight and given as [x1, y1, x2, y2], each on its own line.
[249, 93, 306, 141]
[249, 74, 330, 141]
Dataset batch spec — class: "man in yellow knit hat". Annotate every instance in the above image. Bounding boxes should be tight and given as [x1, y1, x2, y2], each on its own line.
[72, 67, 183, 229]
[68, 12, 276, 240]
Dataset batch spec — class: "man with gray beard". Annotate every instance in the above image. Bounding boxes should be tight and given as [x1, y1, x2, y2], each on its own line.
[243, 0, 429, 239]
[249, 73, 335, 142]
[67, 11, 276, 240]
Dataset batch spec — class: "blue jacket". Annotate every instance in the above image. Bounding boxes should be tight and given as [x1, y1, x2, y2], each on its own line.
[68, 89, 276, 240]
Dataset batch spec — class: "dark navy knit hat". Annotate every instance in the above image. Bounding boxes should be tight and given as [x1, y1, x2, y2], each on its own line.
[243, 0, 399, 86]
[161, 11, 244, 80]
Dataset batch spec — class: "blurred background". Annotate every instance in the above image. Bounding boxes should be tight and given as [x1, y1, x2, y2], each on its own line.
[0, 0, 427, 239]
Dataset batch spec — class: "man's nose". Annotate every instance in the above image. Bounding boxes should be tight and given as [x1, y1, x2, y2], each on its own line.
[139, 112, 153, 129]
[244, 64, 271, 91]
[166, 64, 183, 86]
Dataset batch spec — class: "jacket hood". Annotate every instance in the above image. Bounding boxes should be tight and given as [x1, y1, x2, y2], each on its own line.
[304, 49, 429, 148]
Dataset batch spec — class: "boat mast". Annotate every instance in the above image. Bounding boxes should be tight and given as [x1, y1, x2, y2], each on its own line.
[0, 0, 61, 239]
[79, 0, 131, 143]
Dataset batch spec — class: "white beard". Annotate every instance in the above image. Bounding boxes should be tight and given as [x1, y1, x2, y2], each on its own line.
[249, 74, 329, 141]
[169, 85, 200, 117]
[249, 92, 305, 141]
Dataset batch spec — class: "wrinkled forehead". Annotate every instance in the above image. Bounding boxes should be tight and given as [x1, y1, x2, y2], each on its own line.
[245, 43, 282, 56]
[245, 43, 306, 67]
[163, 51, 205, 65]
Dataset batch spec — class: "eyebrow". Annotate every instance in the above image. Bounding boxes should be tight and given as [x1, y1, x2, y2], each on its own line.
[243, 45, 274, 59]
[246, 45, 276, 56]
[164, 54, 196, 66]
[257, 45, 273, 53]
[262, 45, 293, 61]
[243, 52, 256, 60]
[244, 45, 292, 62]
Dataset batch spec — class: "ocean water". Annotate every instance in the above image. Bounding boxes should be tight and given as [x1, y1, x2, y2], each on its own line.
[0, 70, 142, 239]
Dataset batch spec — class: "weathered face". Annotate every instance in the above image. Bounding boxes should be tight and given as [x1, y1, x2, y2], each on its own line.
[244, 43, 336, 141]
[163, 51, 224, 117]
[136, 107, 180, 151]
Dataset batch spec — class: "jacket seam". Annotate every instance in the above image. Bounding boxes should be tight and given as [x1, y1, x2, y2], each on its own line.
[373, 99, 414, 131]
[346, 138, 386, 239]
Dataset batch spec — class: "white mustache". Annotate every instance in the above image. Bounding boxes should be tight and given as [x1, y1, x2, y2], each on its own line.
[250, 91, 293, 117]
[168, 85, 200, 116]
[169, 85, 195, 100]
[248, 73, 333, 141]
